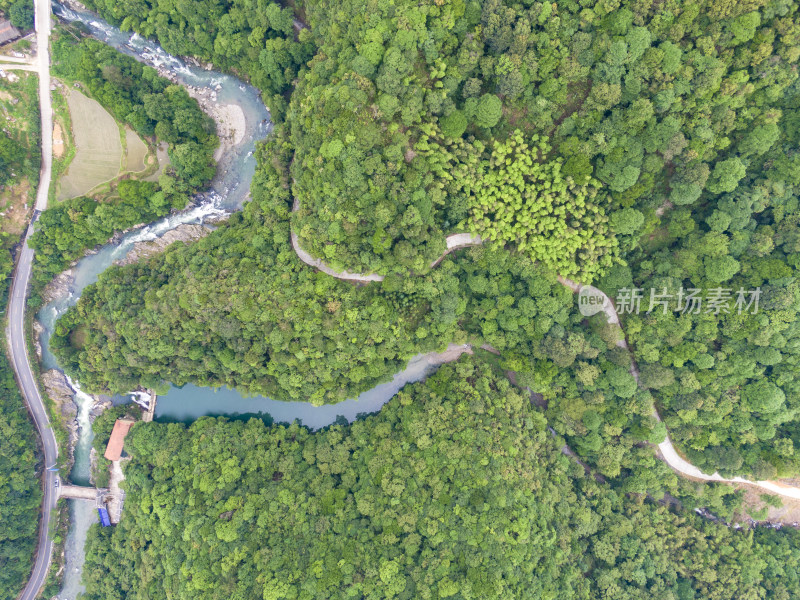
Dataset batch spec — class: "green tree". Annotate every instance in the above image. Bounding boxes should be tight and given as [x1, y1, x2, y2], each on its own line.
[707, 158, 746, 194]
[610, 208, 644, 235]
[8, 0, 33, 29]
[473, 94, 502, 128]
[742, 381, 785, 414]
[440, 110, 467, 139]
[740, 124, 779, 157]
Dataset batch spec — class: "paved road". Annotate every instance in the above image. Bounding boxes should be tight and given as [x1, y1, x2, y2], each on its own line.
[8, 213, 59, 600]
[34, 0, 53, 212]
[290, 199, 384, 282]
[7, 1, 58, 599]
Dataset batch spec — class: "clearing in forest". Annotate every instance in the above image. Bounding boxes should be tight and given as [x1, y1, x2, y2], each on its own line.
[143, 142, 170, 182]
[57, 89, 122, 200]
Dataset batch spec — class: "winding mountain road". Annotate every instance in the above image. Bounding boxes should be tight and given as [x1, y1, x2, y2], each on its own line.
[279, 0, 799, 505]
[290, 206, 800, 501]
[557, 277, 800, 500]
[290, 198, 482, 282]
[7, 1, 58, 599]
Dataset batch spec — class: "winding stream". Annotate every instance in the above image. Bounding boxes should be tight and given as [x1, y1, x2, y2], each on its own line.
[44, 5, 471, 598]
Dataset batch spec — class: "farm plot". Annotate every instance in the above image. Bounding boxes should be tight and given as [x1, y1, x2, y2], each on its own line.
[57, 89, 122, 200]
[124, 126, 148, 173]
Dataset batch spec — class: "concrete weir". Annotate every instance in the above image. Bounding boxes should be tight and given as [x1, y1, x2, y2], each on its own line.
[142, 391, 157, 422]
[58, 484, 107, 502]
[58, 481, 125, 524]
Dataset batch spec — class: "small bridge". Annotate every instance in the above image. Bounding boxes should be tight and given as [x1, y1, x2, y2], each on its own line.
[59, 483, 107, 502]
[58, 481, 125, 524]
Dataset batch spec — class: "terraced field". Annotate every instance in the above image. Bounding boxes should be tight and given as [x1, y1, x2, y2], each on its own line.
[124, 126, 147, 173]
[57, 88, 121, 200]
[56, 89, 152, 200]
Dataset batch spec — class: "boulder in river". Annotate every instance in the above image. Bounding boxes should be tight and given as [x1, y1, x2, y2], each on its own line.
[90, 396, 113, 420]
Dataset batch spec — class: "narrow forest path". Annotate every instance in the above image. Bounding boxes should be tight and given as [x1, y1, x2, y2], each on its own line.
[289, 204, 800, 500]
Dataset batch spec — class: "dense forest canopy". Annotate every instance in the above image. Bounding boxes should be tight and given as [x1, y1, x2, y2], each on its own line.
[288, 0, 800, 278]
[614, 181, 800, 478]
[74, 0, 800, 279]
[53, 0, 800, 481]
[36, 0, 800, 596]
[80, 360, 800, 600]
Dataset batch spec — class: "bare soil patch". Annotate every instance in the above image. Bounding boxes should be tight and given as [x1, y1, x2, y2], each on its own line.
[143, 142, 171, 182]
[53, 122, 65, 158]
[736, 487, 800, 528]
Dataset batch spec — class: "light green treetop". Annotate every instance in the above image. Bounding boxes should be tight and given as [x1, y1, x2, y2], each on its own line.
[463, 131, 619, 282]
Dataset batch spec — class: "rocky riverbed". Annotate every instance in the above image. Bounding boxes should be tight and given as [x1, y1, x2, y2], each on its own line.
[41, 268, 75, 306]
[42, 369, 77, 421]
[113, 223, 210, 266]
[41, 370, 105, 473]
[152, 67, 247, 163]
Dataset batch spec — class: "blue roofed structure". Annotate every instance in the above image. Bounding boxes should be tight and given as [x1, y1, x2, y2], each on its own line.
[98, 507, 112, 527]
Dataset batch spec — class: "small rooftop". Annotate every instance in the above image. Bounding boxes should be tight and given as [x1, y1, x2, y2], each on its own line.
[104, 418, 136, 461]
[0, 20, 21, 46]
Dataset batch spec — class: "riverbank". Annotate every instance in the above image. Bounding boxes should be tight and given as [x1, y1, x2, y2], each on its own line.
[41, 369, 111, 474]
[179, 83, 246, 163]
[153, 344, 475, 429]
